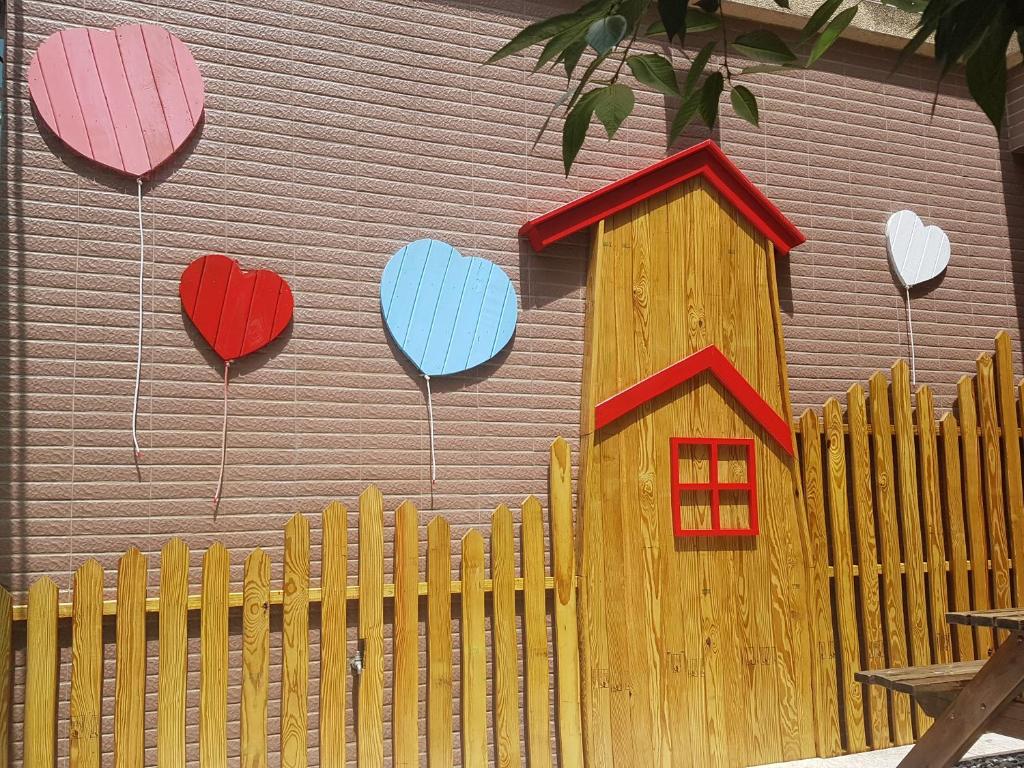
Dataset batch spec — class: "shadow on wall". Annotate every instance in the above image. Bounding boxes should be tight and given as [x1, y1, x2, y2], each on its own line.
[0, 1, 24, 593]
[1000, 147, 1024, 346]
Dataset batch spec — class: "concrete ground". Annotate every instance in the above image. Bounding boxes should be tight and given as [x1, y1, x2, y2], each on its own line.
[752, 735, 1024, 767]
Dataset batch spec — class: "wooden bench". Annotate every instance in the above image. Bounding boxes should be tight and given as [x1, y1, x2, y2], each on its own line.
[857, 609, 1024, 768]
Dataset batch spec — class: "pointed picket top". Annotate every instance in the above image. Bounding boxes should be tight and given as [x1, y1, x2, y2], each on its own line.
[246, 546, 269, 569]
[360, 485, 384, 512]
[427, 514, 450, 538]
[162, 537, 189, 562]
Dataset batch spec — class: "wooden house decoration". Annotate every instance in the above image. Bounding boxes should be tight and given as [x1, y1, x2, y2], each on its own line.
[521, 141, 818, 768]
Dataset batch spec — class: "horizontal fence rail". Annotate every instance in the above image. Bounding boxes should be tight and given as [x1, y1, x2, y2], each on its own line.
[0, 440, 584, 768]
[799, 331, 1024, 756]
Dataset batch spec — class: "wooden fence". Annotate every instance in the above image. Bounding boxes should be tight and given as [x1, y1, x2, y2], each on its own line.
[798, 330, 1024, 757]
[0, 439, 584, 768]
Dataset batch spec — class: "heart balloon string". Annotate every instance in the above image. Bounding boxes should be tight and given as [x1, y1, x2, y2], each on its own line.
[213, 360, 232, 509]
[905, 286, 917, 385]
[131, 179, 145, 460]
[424, 374, 436, 485]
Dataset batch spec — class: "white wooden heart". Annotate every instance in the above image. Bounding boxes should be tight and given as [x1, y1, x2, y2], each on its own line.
[885, 210, 951, 288]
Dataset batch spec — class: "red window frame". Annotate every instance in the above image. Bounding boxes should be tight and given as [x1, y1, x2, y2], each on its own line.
[670, 437, 758, 537]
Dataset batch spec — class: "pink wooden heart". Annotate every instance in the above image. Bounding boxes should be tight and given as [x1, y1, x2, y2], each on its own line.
[28, 24, 205, 178]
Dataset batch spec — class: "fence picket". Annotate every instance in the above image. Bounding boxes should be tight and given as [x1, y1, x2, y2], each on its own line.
[551, 437, 585, 768]
[995, 332, 1024, 604]
[958, 375, 994, 657]
[977, 355, 1012, 610]
[201, 544, 230, 768]
[114, 550, 147, 768]
[798, 410, 841, 756]
[0, 587, 9, 768]
[282, 514, 310, 768]
[320, 502, 348, 768]
[25, 578, 58, 768]
[158, 540, 188, 768]
[916, 387, 951, 664]
[868, 372, 913, 745]
[461, 530, 487, 767]
[242, 548, 270, 768]
[491, 504, 521, 768]
[427, 516, 453, 768]
[823, 399, 866, 752]
[70, 560, 103, 768]
[891, 361, 931, 733]
[358, 487, 385, 768]
[522, 496, 553, 768]
[847, 385, 888, 748]
[940, 414, 974, 660]
[394, 501, 419, 768]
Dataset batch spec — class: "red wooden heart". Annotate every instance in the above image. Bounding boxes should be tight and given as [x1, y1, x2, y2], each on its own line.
[180, 255, 294, 363]
[28, 24, 204, 178]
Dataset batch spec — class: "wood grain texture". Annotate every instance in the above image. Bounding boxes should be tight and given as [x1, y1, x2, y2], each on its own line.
[959, 375, 995, 658]
[868, 372, 914, 745]
[977, 355, 1012, 610]
[798, 410, 842, 757]
[242, 548, 270, 768]
[550, 436, 585, 768]
[491, 504, 522, 768]
[521, 496, 552, 768]
[114, 550, 147, 768]
[460, 530, 487, 768]
[0, 587, 10, 768]
[281, 514, 310, 768]
[319, 502, 348, 768]
[200, 544, 230, 768]
[823, 399, 866, 752]
[358, 487, 385, 768]
[994, 333, 1024, 605]
[917, 387, 951, 665]
[847, 385, 889, 748]
[158, 540, 189, 768]
[427, 516, 453, 768]
[892, 361, 932, 733]
[941, 414, 975, 661]
[393, 501, 419, 768]
[25, 578, 58, 768]
[70, 560, 103, 768]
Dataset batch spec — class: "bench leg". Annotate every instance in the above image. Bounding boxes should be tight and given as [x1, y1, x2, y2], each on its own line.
[899, 631, 1024, 768]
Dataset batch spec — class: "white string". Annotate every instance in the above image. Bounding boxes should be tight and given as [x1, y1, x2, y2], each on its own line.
[424, 374, 436, 485]
[131, 179, 145, 460]
[213, 360, 231, 508]
[905, 286, 917, 386]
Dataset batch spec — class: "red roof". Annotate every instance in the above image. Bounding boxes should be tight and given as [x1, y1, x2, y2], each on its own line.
[593, 345, 793, 455]
[519, 140, 805, 255]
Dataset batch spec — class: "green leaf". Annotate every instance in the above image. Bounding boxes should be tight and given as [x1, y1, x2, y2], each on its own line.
[562, 39, 587, 78]
[563, 89, 603, 174]
[696, 0, 720, 11]
[668, 91, 702, 145]
[627, 53, 681, 97]
[733, 30, 797, 64]
[687, 8, 722, 33]
[658, 0, 688, 44]
[618, 0, 647, 28]
[730, 84, 759, 126]
[807, 5, 857, 66]
[595, 83, 636, 138]
[566, 51, 612, 111]
[536, 17, 596, 71]
[685, 41, 717, 95]
[799, 0, 843, 44]
[966, 18, 1014, 131]
[487, 1, 609, 63]
[698, 71, 725, 127]
[587, 14, 629, 54]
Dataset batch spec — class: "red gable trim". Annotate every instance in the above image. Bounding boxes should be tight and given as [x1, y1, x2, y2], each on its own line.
[593, 345, 794, 455]
[519, 140, 805, 256]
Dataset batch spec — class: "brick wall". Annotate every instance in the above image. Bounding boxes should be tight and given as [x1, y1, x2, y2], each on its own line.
[3, 0, 1024, 764]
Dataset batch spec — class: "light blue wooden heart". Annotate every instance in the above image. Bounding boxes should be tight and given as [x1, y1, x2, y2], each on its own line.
[380, 239, 518, 376]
